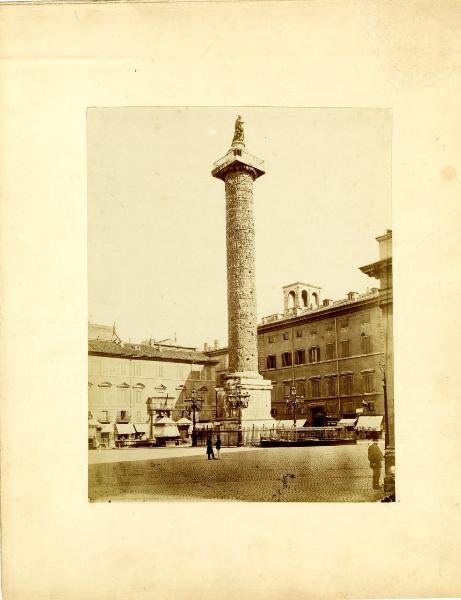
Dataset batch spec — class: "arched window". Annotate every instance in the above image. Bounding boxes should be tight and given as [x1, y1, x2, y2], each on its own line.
[287, 290, 296, 309]
[301, 290, 308, 307]
[312, 292, 319, 306]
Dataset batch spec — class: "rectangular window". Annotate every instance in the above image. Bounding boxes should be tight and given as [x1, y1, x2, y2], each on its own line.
[281, 352, 292, 367]
[283, 332, 289, 340]
[100, 410, 110, 422]
[309, 347, 320, 363]
[326, 377, 336, 396]
[136, 411, 142, 422]
[267, 355, 276, 369]
[361, 311, 370, 324]
[295, 380, 305, 397]
[268, 335, 275, 343]
[343, 401, 354, 415]
[310, 328, 317, 336]
[363, 372, 374, 393]
[191, 368, 201, 379]
[340, 318, 349, 329]
[135, 390, 142, 404]
[340, 374, 354, 395]
[296, 329, 303, 338]
[361, 335, 372, 354]
[340, 340, 350, 358]
[134, 362, 142, 377]
[177, 365, 184, 378]
[277, 385, 286, 401]
[311, 378, 321, 397]
[295, 349, 305, 365]
[326, 322, 333, 332]
[326, 343, 335, 360]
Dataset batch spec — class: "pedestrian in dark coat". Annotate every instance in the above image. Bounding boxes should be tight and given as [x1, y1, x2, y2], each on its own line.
[215, 435, 222, 459]
[368, 437, 384, 490]
[206, 436, 215, 460]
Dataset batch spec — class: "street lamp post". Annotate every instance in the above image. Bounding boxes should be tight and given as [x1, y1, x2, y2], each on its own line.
[285, 384, 304, 429]
[184, 388, 203, 447]
[146, 397, 156, 442]
[225, 382, 250, 447]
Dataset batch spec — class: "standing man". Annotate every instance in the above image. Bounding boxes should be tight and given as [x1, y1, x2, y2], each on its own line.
[215, 435, 222, 459]
[206, 436, 216, 460]
[368, 435, 384, 490]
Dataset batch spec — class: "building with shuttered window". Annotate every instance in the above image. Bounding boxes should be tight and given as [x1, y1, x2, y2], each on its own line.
[88, 324, 219, 426]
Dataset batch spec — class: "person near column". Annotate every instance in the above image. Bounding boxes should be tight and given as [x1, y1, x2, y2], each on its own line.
[206, 436, 216, 460]
[368, 434, 384, 490]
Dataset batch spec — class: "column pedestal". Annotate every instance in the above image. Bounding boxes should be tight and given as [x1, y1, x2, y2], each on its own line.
[224, 372, 274, 427]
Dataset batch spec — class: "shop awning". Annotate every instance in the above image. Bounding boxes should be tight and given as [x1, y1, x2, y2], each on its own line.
[100, 424, 113, 434]
[133, 423, 150, 434]
[153, 425, 180, 438]
[115, 423, 136, 435]
[355, 416, 383, 431]
[337, 418, 357, 427]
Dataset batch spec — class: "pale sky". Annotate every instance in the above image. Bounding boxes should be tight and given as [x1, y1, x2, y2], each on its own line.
[88, 107, 391, 349]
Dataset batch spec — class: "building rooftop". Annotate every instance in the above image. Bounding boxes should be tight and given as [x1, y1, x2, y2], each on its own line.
[260, 288, 379, 326]
[88, 339, 217, 364]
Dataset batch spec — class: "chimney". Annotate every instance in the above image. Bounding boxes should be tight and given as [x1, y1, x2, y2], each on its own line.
[370, 287, 379, 294]
[323, 299, 333, 306]
[214, 339, 219, 349]
[347, 291, 359, 301]
[204, 342, 209, 352]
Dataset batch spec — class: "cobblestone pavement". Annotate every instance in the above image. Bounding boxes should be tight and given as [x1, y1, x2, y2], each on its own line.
[88, 445, 255, 465]
[89, 441, 385, 502]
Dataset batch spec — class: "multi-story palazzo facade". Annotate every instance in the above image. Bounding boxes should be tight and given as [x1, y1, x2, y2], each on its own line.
[88, 324, 218, 425]
[205, 283, 385, 425]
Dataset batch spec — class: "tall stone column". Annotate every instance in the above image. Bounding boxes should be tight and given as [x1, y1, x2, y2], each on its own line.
[225, 166, 259, 376]
[212, 116, 273, 425]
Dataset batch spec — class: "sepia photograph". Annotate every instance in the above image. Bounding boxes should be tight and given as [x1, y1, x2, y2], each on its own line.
[3, 1, 461, 598]
[88, 106, 394, 502]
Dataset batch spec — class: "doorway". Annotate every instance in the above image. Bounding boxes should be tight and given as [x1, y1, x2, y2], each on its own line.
[312, 407, 325, 427]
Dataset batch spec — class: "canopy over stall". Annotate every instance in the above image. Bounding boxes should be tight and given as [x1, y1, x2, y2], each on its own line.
[355, 416, 383, 431]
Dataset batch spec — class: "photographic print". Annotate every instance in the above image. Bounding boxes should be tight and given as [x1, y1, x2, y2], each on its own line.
[88, 107, 394, 503]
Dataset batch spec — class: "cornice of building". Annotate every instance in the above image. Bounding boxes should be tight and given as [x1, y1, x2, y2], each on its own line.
[258, 291, 381, 333]
[359, 257, 392, 280]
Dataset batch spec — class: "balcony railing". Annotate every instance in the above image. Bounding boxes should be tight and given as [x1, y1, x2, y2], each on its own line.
[259, 290, 380, 325]
[212, 149, 264, 172]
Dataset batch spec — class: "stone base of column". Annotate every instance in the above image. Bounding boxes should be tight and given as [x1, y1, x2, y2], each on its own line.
[224, 372, 274, 423]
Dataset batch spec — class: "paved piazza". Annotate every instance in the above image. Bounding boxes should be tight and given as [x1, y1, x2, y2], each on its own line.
[89, 440, 386, 502]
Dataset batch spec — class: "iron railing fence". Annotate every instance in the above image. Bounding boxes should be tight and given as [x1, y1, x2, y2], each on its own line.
[194, 425, 356, 447]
